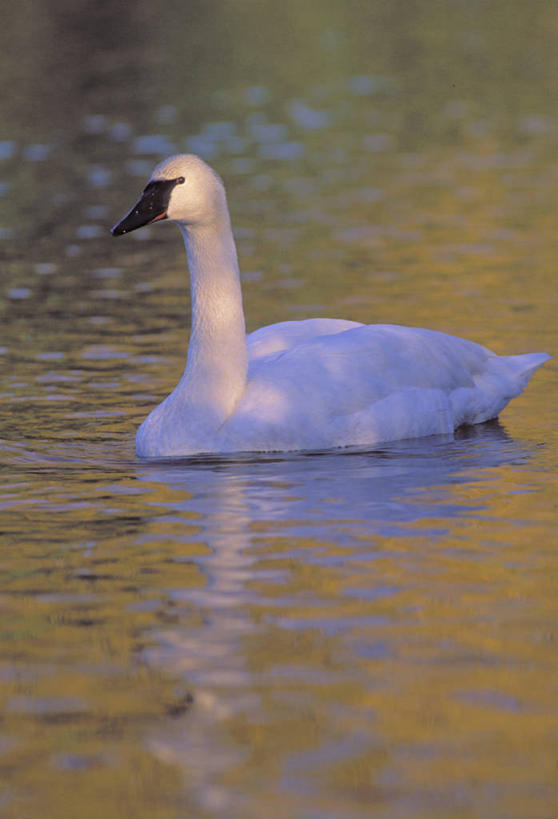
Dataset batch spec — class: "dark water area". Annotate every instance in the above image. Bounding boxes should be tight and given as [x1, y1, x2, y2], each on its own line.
[1, 2, 558, 817]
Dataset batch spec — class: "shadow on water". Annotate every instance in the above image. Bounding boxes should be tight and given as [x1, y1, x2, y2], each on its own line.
[127, 420, 530, 621]
[136, 420, 524, 538]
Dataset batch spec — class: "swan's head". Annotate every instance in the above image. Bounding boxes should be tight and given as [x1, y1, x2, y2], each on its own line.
[111, 154, 227, 236]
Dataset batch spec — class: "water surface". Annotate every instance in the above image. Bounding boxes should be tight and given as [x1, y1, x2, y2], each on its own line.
[1, 2, 558, 817]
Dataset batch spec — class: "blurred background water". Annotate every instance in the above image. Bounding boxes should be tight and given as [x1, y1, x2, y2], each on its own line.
[1, 1, 558, 817]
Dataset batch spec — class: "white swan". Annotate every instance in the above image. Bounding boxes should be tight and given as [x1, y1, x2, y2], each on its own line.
[111, 154, 549, 458]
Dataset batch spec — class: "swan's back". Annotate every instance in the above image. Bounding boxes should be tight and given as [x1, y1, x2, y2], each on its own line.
[248, 317, 362, 360]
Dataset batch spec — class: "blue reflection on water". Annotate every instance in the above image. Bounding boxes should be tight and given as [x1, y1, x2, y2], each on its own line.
[137, 422, 521, 539]
[129, 422, 529, 621]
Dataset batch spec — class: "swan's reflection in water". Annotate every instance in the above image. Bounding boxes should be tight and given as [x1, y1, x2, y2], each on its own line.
[136, 423, 531, 814]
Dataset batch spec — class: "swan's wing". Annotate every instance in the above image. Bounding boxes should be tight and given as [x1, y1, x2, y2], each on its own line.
[224, 324, 548, 450]
[247, 318, 362, 361]
[248, 324, 488, 409]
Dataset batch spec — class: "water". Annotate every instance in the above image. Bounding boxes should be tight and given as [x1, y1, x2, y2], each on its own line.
[1, 1, 558, 816]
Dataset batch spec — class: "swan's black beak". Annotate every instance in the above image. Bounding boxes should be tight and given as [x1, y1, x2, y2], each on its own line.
[111, 176, 185, 236]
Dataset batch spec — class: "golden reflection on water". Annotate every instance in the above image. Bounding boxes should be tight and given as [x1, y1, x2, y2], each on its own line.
[1, 0, 558, 816]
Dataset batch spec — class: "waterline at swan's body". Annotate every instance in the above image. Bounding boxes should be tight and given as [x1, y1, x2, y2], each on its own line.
[111, 154, 549, 458]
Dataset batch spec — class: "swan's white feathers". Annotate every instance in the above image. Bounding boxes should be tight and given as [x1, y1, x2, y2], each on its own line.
[247, 317, 362, 360]
[219, 323, 548, 451]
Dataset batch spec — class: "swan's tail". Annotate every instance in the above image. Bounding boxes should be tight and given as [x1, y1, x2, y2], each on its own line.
[503, 351, 551, 389]
[454, 350, 550, 427]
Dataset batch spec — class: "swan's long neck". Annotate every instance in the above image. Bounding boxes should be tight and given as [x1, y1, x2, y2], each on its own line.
[176, 215, 247, 425]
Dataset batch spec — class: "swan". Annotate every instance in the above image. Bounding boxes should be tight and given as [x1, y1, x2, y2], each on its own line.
[111, 154, 549, 457]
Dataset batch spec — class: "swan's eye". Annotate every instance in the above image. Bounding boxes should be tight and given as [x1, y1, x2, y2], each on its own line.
[177, 176, 185, 185]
